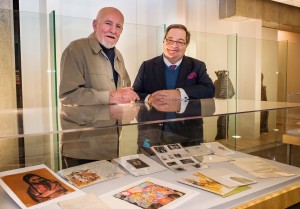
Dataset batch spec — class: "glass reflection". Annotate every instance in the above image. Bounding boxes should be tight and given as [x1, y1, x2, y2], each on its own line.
[58, 99, 215, 168]
[137, 99, 215, 155]
[59, 104, 139, 169]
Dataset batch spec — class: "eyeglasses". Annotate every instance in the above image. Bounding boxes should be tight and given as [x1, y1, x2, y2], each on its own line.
[165, 38, 186, 47]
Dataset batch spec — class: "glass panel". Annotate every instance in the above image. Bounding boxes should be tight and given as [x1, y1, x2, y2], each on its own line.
[0, 134, 60, 172]
[184, 32, 236, 144]
[277, 40, 288, 102]
[186, 32, 231, 90]
[18, 11, 51, 108]
[49, 11, 58, 108]
[286, 93, 300, 135]
[49, 10, 60, 171]
[1, 100, 300, 140]
[1, 106, 300, 172]
[221, 108, 286, 152]
[236, 36, 288, 102]
[287, 42, 300, 96]
[54, 15, 165, 104]
[226, 34, 238, 149]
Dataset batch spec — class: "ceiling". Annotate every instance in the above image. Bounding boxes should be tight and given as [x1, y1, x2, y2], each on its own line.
[271, 0, 300, 7]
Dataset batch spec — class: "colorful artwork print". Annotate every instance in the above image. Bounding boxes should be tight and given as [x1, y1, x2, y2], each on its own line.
[113, 181, 185, 209]
[66, 169, 100, 187]
[1, 168, 75, 207]
[183, 172, 223, 193]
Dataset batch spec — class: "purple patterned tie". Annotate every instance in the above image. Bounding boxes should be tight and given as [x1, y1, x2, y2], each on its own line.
[169, 65, 177, 71]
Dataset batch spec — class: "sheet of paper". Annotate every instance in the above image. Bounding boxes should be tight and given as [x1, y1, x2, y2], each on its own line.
[198, 167, 257, 188]
[59, 160, 126, 188]
[205, 142, 235, 156]
[185, 144, 214, 156]
[113, 154, 167, 176]
[58, 193, 111, 209]
[0, 164, 84, 209]
[178, 172, 250, 197]
[233, 157, 295, 178]
[198, 155, 233, 163]
[151, 143, 206, 172]
[100, 177, 198, 209]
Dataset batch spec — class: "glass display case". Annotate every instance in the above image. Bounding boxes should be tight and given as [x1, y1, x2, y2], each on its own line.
[283, 93, 300, 165]
[1, 99, 300, 209]
[1, 9, 299, 209]
[1, 98, 300, 170]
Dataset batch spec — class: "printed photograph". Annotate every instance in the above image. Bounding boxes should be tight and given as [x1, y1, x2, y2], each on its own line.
[180, 159, 195, 164]
[127, 158, 150, 169]
[174, 167, 186, 172]
[167, 162, 178, 166]
[167, 144, 181, 150]
[168, 155, 175, 159]
[193, 164, 201, 168]
[153, 146, 168, 153]
[161, 156, 168, 161]
[174, 154, 182, 158]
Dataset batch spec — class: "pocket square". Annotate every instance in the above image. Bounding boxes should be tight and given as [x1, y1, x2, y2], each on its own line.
[187, 72, 197, 79]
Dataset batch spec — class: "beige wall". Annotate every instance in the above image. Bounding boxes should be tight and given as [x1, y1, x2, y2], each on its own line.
[0, 0, 19, 171]
[278, 31, 300, 95]
[0, 1, 16, 109]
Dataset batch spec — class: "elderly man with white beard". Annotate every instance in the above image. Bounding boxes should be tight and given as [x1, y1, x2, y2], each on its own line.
[59, 7, 139, 106]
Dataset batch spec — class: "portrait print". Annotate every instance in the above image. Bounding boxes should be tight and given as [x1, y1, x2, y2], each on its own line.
[0, 165, 78, 209]
[22, 173, 69, 203]
[127, 158, 149, 169]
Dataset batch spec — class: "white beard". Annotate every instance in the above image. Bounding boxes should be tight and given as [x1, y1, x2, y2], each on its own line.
[100, 40, 116, 49]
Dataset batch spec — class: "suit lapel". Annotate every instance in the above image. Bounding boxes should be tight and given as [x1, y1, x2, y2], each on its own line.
[154, 56, 167, 89]
[176, 56, 192, 88]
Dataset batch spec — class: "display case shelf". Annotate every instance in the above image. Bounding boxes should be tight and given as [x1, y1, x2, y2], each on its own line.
[1, 99, 300, 139]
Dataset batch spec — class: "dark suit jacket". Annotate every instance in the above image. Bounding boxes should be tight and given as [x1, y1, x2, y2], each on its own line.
[137, 99, 215, 155]
[133, 55, 215, 100]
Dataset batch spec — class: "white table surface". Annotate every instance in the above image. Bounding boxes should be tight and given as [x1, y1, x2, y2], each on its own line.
[1, 151, 300, 209]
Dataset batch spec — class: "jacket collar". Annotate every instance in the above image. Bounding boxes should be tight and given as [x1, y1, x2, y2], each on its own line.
[88, 33, 122, 61]
[176, 56, 192, 87]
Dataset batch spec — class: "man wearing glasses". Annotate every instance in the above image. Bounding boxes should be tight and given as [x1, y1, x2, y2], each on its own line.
[133, 24, 215, 104]
[133, 24, 215, 152]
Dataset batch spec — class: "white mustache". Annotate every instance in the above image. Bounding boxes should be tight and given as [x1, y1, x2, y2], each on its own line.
[106, 34, 117, 39]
